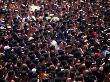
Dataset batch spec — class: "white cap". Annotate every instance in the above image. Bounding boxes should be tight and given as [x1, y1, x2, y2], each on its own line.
[4, 45, 11, 50]
[28, 37, 34, 41]
[51, 40, 59, 49]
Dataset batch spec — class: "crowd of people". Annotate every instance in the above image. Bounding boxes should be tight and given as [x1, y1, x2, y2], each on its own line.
[0, 0, 110, 82]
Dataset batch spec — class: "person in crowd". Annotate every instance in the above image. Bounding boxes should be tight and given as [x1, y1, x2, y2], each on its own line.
[0, 0, 110, 82]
